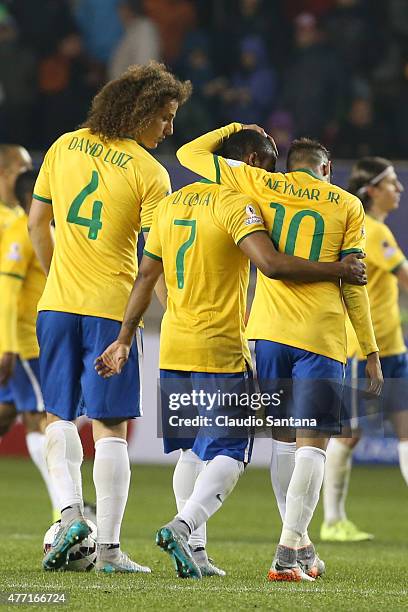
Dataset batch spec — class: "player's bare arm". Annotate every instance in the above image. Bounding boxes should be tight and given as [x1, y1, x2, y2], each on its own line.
[143, 231, 167, 309]
[342, 283, 383, 395]
[95, 255, 163, 377]
[395, 261, 408, 291]
[239, 231, 367, 285]
[28, 199, 54, 274]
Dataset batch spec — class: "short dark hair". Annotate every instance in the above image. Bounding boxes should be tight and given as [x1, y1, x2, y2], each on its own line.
[15, 169, 38, 209]
[287, 137, 330, 171]
[348, 157, 392, 210]
[216, 129, 278, 169]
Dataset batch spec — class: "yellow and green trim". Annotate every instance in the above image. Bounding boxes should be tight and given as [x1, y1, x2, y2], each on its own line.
[0, 271, 25, 280]
[391, 259, 407, 274]
[237, 229, 268, 246]
[143, 248, 162, 262]
[33, 193, 52, 204]
[213, 155, 221, 184]
[340, 248, 363, 259]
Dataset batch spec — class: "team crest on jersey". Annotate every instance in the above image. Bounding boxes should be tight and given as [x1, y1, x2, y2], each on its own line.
[244, 204, 263, 226]
[7, 242, 22, 261]
[382, 240, 397, 259]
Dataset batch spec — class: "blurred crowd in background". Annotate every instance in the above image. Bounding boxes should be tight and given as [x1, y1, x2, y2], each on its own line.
[1, 0, 408, 158]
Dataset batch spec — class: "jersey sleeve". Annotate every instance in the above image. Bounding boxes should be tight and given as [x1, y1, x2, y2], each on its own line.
[143, 207, 162, 261]
[0, 221, 31, 280]
[0, 223, 31, 353]
[340, 197, 366, 259]
[367, 223, 406, 273]
[214, 191, 266, 245]
[177, 123, 269, 195]
[140, 164, 171, 232]
[342, 285, 378, 357]
[33, 144, 55, 204]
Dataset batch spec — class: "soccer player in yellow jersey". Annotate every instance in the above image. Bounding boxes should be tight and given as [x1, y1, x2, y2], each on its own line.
[0, 145, 32, 433]
[322, 157, 408, 543]
[176, 124, 383, 581]
[0, 169, 61, 520]
[28, 62, 192, 573]
[95, 130, 367, 579]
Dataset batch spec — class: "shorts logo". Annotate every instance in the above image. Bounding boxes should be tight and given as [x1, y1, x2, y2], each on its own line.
[7, 242, 22, 261]
[244, 204, 263, 226]
[382, 240, 397, 259]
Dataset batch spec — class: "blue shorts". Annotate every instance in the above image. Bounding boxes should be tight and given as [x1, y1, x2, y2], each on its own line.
[37, 311, 142, 421]
[255, 340, 344, 433]
[0, 381, 14, 404]
[9, 357, 44, 412]
[159, 369, 254, 463]
[344, 352, 408, 427]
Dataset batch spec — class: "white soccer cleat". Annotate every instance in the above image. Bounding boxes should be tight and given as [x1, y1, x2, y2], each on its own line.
[95, 550, 151, 574]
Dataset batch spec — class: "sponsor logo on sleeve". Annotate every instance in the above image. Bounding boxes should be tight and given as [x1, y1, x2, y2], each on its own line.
[7, 242, 21, 261]
[244, 204, 263, 226]
[382, 240, 397, 259]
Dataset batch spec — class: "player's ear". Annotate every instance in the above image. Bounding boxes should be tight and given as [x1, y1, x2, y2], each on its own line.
[247, 152, 259, 167]
[322, 161, 331, 178]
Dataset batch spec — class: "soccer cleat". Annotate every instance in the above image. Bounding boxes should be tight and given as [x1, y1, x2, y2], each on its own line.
[43, 518, 91, 571]
[320, 519, 374, 542]
[156, 524, 201, 579]
[297, 544, 325, 578]
[95, 551, 151, 574]
[191, 549, 226, 577]
[267, 545, 315, 582]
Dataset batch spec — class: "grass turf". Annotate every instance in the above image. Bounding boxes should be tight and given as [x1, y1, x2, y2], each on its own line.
[0, 458, 407, 611]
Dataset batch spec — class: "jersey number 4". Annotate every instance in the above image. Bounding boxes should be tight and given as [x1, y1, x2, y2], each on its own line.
[174, 219, 196, 289]
[67, 171, 103, 240]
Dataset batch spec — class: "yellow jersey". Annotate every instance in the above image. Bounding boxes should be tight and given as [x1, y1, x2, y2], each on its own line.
[0, 201, 24, 354]
[177, 123, 378, 363]
[346, 215, 406, 359]
[0, 213, 46, 359]
[0, 201, 24, 243]
[144, 180, 266, 372]
[33, 127, 171, 321]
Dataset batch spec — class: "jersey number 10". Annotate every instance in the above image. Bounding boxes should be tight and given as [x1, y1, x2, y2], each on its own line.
[270, 202, 325, 261]
[67, 171, 103, 240]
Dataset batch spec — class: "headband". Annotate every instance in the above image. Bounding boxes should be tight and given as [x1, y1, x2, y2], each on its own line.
[356, 166, 393, 197]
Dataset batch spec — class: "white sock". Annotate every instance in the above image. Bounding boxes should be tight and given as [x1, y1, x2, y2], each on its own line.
[173, 449, 206, 549]
[45, 420, 83, 510]
[270, 439, 296, 521]
[93, 437, 130, 544]
[178, 455, 244, 533]
[398, 441, 408, 486]
[26, 432, 60, 511]
[323, 438, 353, 525]
[280, 446, 326, 548]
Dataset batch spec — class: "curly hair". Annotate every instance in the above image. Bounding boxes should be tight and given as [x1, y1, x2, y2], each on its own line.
[84, 62, 192, 143]
[348, 157, 392, 210]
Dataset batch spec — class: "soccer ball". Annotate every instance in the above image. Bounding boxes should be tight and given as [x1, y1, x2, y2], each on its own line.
[43, 519, 97, 571]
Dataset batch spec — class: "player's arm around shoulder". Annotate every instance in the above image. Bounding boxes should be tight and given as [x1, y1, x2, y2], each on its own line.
[176, 123, 243, 181]
[217, 192, 367, 284]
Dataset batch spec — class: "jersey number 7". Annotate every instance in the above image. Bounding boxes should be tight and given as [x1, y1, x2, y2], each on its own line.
[174, 219, 196, 289]
[67, 171, 103, 240]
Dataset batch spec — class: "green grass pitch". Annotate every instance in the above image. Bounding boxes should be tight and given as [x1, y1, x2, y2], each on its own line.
[0, 458, 407, 611]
